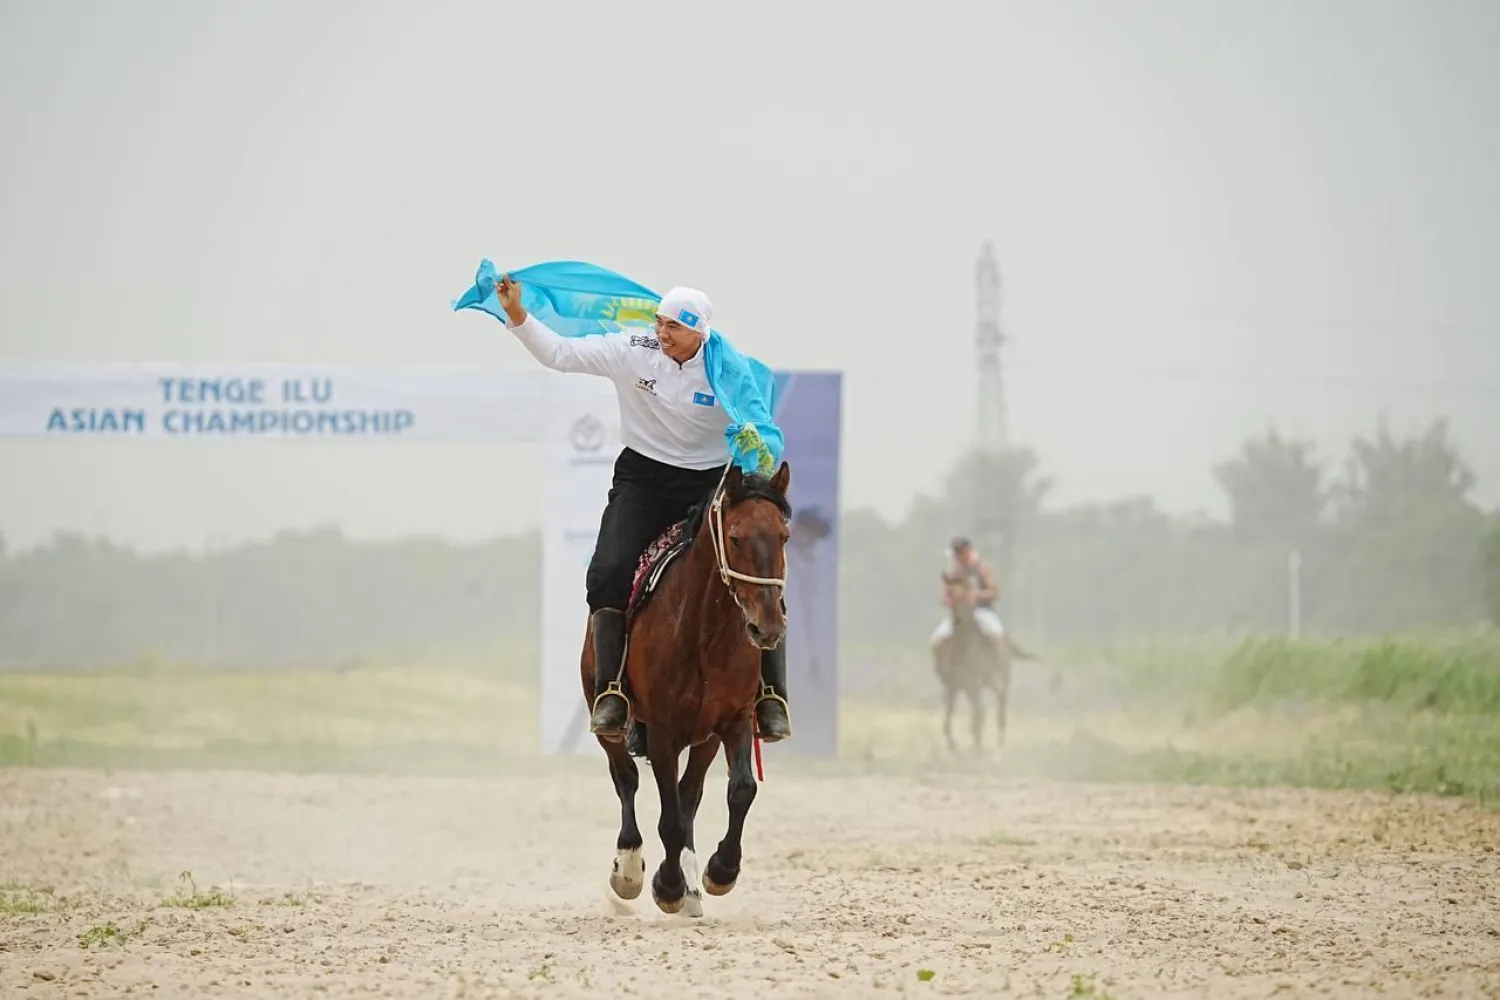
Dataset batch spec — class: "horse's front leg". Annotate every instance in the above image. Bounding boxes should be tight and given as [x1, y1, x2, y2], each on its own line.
[647, 728, 702, 917]
[676, 740, 719, 898]
[941, 684, 957, 753]
[969, 686, 984, 754]
[703, 714, 757, 896]
[600, 738, 645, 900]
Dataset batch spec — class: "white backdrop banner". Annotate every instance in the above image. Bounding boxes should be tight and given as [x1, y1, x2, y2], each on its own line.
[0, 362, 546, 442]
[539, 373, 620, 756]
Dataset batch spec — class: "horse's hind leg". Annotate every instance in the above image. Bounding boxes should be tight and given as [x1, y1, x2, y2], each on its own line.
[646, 729, 702, 917]
[941, 686, 957, 753]
[600, 737, 645, 900]
[993, 658, 1013, 749]
[968, 687, 984, 755]
[704, 715, 757, 896]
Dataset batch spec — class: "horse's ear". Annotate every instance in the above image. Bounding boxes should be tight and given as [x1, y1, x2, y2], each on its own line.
[771, 460, 791, 495]
[724, 463, 744, 494]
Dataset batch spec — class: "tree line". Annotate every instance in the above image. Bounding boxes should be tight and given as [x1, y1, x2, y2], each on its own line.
[1, 415, 1496, 667]
[855, 416, 1495, 644]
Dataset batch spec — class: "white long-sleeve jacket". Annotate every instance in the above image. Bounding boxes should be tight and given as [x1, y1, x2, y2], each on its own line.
[508, 313, 731, 471]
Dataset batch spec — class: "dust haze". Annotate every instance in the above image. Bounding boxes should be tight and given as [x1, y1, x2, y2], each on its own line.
[3, 1, 1500, 998]
[2, 0, 1499, 548]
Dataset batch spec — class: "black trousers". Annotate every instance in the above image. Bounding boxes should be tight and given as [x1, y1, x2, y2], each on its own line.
[585, 448, 726, 613]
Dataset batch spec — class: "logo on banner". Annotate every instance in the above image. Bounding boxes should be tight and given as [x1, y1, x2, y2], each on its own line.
[569, 414, 605, 453]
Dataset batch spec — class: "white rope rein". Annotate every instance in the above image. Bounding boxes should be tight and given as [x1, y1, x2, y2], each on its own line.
[707, 466, 787, 590]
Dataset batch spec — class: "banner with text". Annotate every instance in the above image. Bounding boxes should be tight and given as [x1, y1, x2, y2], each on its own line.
[0, 363, 544, 442]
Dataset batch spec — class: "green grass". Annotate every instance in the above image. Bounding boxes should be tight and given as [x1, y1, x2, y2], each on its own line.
[1, 632, 1497, 807]
[0, 648, 535, 774]
[0, 888, 58, 916]
[978, 832, 1036, 848]
[161, 870, 234, 909]
[78, 921, 125, 949]
[841, 629, 1500, 807]
[1211, 632, 1500, 713]
[1068, 973, 1114, 999]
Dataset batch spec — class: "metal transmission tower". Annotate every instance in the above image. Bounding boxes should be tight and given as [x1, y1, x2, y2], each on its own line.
[974, 242, 1007, 453]
[972, 242, 1015, 591]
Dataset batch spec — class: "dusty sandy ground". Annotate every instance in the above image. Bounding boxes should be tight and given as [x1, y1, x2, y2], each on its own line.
[2, 763, 1498, 998]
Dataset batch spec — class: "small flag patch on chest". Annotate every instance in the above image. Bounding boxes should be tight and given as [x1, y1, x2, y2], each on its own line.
[692, 392, 716, 407]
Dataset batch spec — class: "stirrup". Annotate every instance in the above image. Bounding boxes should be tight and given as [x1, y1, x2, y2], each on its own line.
[590, 681, 632, 736]
[754, 685, 792, 739]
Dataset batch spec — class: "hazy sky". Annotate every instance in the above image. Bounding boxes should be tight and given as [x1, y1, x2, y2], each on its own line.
[2, 0, 1497, 551]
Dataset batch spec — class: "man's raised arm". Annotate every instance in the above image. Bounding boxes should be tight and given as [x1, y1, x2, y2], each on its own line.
[498, 273, 623, 377]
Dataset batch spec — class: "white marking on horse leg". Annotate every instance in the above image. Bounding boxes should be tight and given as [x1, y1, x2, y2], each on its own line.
[610, 847, 645, 900]
[678, 849, 703, 917]
[679, 849, 701, 894]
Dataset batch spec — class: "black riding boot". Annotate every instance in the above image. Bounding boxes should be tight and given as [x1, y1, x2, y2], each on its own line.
[754, 642, 792, 742]
[589, 609, 630, 740]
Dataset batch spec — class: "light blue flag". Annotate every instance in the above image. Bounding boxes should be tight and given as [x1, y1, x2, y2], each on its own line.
[452, 258, 785, 477]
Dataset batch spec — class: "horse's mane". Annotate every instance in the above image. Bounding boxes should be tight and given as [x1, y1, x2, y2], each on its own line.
[680, 469, 792, 546]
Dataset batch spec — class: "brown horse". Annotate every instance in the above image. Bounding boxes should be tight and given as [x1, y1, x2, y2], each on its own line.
[933, 572, 1024, 753]
[581, 461, 792, 917]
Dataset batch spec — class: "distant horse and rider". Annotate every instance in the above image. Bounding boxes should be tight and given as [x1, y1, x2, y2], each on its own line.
[930, 536, 1034, 754]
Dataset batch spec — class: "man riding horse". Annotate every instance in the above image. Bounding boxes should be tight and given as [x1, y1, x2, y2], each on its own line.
[931, 536, 1008, 659]
[493, 273, 793, 747]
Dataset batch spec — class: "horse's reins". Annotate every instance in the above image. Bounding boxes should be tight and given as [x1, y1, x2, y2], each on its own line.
[707, 467, 786, 590]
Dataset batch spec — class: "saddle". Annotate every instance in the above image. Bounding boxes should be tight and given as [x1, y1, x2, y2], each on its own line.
[626, 519, 692, 625]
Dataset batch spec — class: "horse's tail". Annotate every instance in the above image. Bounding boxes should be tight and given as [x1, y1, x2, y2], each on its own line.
[1004, 634, 1037, 661]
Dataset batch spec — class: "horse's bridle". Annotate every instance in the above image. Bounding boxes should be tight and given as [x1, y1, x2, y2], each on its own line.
[708, 478, 787, 591]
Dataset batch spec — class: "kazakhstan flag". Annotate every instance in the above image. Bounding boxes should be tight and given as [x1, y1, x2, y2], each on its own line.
[452, 258, 784, 477]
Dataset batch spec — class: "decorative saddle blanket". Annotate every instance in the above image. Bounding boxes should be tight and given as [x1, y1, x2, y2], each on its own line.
[626, 519, 692, 623]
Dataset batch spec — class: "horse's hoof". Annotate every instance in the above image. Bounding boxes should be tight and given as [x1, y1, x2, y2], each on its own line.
[703, 853, 739, 896]
[703, 874, 736, 896]
[651, 871, 689, 914]
[609, 848, 645, 901]
[653, 887, 702, 916]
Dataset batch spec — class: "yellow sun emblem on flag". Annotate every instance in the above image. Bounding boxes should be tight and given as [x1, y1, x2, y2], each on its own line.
[600, 296, 659, 326]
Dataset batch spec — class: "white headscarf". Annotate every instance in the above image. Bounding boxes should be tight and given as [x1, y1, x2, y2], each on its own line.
[655, 286, 712, 336]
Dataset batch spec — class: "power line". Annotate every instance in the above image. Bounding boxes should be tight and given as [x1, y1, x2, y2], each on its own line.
[1007, 358, 1500, 395]
[1013, 302, 1500, 339]
[851, 356, 1500, 395]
